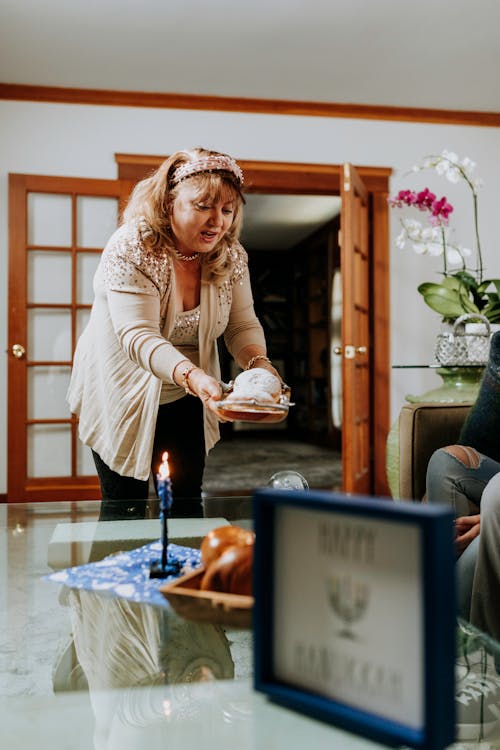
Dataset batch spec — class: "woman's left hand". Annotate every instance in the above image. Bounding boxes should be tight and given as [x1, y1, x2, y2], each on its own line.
[251, 360, 282, 382]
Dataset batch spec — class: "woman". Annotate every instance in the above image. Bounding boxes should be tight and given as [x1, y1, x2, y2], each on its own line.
[67, 147, 280, 517]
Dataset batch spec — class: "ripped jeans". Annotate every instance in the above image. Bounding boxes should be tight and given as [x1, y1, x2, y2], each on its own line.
[427, 446, 500, 639]
[426, 446, 500, 516]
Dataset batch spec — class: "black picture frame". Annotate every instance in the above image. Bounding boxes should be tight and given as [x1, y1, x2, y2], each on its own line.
[253, 489, 456, 750]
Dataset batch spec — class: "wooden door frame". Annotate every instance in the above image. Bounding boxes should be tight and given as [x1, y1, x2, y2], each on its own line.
[115, 154, 392, 495]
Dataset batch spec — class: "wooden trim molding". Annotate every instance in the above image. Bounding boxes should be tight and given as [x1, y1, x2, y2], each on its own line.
[1, 83, 499, 128]
[115, 154, 392, 194]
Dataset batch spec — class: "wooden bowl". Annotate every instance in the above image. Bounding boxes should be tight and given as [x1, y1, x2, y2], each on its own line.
[159, 566, 253, 629]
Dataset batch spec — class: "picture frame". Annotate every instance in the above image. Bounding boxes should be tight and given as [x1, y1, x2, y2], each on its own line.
[253, 489, 456, 750]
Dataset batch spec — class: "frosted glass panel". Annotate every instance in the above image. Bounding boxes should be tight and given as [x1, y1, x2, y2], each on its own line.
[77, 196, 118, 247]
[76, 309, 91, 340]
[76, 252, 100, 304]
[28, 366, 71, 420]
[77, 442, 97, 476]
[28, 424, 71, 477]
[28, 193, 72, 246]
[28, 251, 71, 304]
[28, 310, 71, 361]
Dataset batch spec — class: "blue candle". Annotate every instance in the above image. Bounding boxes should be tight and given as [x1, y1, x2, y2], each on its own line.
[157, 451, 173, 570]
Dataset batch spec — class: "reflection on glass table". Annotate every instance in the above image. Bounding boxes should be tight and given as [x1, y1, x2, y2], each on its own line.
[2, 500, 500, 750]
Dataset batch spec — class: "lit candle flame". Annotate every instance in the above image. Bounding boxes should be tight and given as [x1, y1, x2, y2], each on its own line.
[158, 451, 170, 480]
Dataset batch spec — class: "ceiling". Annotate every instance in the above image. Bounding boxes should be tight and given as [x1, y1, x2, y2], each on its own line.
[1, 0, 499, 113]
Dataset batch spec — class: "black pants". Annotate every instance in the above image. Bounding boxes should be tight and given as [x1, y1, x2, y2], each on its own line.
[93, 396, 205, 520]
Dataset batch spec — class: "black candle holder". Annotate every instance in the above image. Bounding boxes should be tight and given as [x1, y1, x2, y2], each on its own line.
[149, 557, 181, 578]
[149, 465, 181, 579]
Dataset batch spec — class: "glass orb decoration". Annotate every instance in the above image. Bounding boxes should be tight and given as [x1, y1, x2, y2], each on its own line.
[267, 470, 309, 490]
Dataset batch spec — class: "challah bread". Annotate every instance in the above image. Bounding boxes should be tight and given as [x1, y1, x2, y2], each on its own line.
[200, 544, 253, 596]
[200, 525, 254, 568]
[200, 525, 255, 596]
[224, 368, 281, 404]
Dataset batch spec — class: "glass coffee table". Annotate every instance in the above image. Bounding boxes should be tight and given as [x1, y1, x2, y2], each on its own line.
[1, 499, 499, 749]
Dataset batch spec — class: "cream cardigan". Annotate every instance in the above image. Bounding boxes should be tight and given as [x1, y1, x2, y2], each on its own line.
[67, 221, 266, 480]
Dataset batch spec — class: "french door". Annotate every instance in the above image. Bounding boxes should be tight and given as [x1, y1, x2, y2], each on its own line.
[340, 164, 371, 494]
[7, 174, 130, 501]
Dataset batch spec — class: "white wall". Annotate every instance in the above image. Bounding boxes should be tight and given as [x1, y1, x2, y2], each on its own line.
[1, 100, 500, 493]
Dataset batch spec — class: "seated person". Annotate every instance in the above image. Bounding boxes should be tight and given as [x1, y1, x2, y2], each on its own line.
[427, 447, 500, 640]
[426, 331, 500, 641]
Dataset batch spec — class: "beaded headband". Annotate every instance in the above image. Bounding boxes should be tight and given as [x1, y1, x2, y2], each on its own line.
[171, 155, 244, 187]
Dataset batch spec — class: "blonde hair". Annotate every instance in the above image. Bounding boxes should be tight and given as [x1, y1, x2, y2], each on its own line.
[122, 147, 245, 281]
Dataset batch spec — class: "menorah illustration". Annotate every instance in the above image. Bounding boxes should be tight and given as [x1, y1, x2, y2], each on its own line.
[327, 573, 370, 639]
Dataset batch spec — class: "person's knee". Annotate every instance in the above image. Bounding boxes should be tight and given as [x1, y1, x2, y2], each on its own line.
[440, 445, 482, 469]
[426, 446, 480, 505]
[427, 445, 471, 478]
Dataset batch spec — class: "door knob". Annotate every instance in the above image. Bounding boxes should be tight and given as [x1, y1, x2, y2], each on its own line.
[11, 344, 26, 359]
[333, 345, 367, 359]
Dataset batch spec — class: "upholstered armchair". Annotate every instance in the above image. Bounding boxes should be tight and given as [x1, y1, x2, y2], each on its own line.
[397, 401, 473, 502]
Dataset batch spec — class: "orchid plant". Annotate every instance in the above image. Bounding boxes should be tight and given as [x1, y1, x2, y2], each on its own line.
[389, 150, 500, 323]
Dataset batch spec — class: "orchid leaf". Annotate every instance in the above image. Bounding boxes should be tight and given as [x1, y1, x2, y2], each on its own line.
[478, 279, 500, 297]
[440, 276, 462, 290]
[483, 301, 500, 323]
[417, 283, 479, 317]
[452, 270, 477, 287]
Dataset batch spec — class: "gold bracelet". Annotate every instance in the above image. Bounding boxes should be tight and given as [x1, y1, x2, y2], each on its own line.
[179, 364, 199, 396]
[244, 354, 272, 370]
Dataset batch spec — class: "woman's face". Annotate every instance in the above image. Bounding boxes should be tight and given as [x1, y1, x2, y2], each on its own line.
[169, 182, 237, 256]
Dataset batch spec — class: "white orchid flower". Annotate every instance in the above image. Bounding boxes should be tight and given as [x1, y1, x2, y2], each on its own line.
[421, 226, 440, 242]
[435, 160, 448, 176]
[425, 242, 444, 257]
[461, 157, 476, 175]
[401, 218, 423, 236]
[396, 229, 407, 249]
[444, 167, 461, 184]
[411, 242, 427, 255]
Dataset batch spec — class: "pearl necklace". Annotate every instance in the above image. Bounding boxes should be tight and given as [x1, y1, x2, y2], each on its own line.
[173, 248, 200, 262]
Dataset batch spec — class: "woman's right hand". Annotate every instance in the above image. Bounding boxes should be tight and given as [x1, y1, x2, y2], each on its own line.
[187, 368, 221, 402]
[455, 514, 481, 556]
[186, 369, 233, 421]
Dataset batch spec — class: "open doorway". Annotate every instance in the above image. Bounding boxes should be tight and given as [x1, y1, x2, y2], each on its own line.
[205, 193, 343, 493]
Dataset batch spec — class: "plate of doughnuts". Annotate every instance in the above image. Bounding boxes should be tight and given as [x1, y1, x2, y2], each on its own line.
[214, 368, 293, 423]
[159, 525, 254, 628]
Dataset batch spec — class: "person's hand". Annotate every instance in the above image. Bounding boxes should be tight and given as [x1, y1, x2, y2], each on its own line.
[187, 369, 233, 422]
[454, 514, 480, 557]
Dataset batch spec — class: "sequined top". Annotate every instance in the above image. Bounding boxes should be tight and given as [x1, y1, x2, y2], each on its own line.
[159, 306, 200, 403]
[169, 306, 200, 347]
[67, 219, 266, 480]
